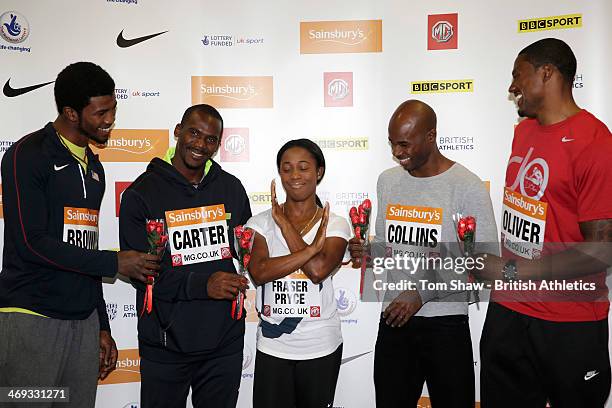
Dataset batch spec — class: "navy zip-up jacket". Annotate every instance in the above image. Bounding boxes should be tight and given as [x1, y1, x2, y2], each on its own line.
[119, 157, 251, 361]
[0, 123, 117, 331]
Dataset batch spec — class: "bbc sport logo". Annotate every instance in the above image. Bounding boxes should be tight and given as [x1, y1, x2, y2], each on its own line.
[518, 13, 582, 33]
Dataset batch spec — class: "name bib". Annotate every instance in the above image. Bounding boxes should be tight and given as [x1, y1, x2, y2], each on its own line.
[166, 204, 232, 266]
[63, 207, 99, 249]
[263, 270, 322, 319]
[501, 188, 547, 259]
[385, 204, 443, 257]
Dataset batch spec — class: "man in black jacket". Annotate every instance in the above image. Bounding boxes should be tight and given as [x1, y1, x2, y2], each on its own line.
[0, 62, 160, 407]
[119, 104, 251, 408]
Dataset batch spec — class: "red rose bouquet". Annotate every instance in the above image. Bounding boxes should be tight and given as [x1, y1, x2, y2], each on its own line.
[142, 219, 168, 317]
[232, 225, 254, 320]
[453, 213, 478, 302]
[453, 214, 476, 256]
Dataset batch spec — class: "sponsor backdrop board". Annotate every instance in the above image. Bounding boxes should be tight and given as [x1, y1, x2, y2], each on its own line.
[0, 0, 610, 407]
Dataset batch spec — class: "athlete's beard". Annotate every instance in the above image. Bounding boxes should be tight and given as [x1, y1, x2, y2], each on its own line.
[79, 117, 109, 145]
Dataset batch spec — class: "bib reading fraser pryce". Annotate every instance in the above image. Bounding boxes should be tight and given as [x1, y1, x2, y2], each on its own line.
[263, 269, 322, 319]
[63, 207, 99, 249]
[385, 204, 443, 258]
[165, 204, 232, 267]
[501, 187, 547, 260]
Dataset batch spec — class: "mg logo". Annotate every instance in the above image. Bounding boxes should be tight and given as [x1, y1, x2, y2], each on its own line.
[432, 21, 453, 43]
[324, 72, 353, 107]
[221, 128, 249, 162]
[428, 13, 458, 50]
[328, 79, 349, 100]
[225, 134, 245, 155]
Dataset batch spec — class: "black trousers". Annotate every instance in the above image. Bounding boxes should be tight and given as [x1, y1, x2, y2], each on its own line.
[374, 314, 475, 408]
[140, 347, 242, 408]
[252, 344, 343, 408]
[480, 302, 611, 408]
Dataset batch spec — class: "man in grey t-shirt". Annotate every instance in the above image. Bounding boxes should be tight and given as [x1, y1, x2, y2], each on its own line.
[349, 100, 498, 407]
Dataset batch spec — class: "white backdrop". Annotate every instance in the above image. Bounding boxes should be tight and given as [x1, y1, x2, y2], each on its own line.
[1, 1, 611, 407]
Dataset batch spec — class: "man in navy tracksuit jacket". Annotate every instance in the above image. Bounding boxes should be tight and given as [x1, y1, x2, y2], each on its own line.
[119, 104, 251, 408]
[0, 62, 159, 407]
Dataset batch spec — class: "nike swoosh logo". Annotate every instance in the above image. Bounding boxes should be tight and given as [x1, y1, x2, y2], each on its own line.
[341, 351, 372, 365]
[561, 136, 575, 142]
[3, 79, 54, 97]
[585, 371, 600, 381]
[54, 164, 69, 171]
[116, 29, 168, 48]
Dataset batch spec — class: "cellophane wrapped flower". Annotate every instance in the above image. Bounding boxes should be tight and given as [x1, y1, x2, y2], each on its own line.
[349, 199, 372, 296]
[142, 219, 168, 316]
[349, 198, 372, 241]
[232, 225, 254, 320]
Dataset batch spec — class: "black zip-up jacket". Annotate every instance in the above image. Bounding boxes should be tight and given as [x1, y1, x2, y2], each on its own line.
[0, 123, 117, 331]
[119, 157, 252, 362]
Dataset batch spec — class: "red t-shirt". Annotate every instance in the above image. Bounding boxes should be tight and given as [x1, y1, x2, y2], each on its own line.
[495, 110, 612, 321]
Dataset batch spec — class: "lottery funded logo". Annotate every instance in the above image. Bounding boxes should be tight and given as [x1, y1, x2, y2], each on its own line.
[63, 207, 99, 250]
[165, 204, 231, 266]
[385, 204, 442, 257]
[501, 187, 547, 259]
[335, 287, 357, 316]
[0, 11, 29, 43]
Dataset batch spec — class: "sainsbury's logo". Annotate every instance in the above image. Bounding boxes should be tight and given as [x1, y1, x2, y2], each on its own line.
[90, 129, 169, 162]
[191, 76, 273, 108]
[300, 20, 382, 54]
[98, 349, 140, 385]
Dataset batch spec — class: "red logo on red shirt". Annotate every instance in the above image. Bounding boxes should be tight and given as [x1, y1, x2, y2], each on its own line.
[427, 13, 458, 50]
[507, 146, 550, 200]
[115, 182, 132, 217]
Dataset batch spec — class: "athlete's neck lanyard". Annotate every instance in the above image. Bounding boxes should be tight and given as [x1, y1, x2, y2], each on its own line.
[56, 131, 88, 169]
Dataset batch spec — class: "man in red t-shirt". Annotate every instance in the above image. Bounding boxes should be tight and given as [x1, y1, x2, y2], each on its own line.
[473, 38, 612, 407]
